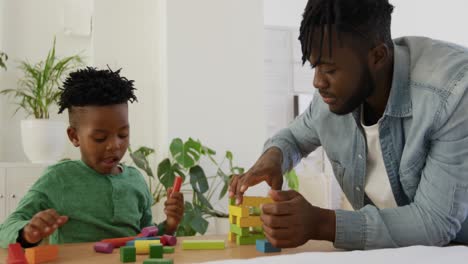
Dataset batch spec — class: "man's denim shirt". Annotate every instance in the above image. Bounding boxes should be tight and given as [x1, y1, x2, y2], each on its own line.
[264, 37, 468, 250]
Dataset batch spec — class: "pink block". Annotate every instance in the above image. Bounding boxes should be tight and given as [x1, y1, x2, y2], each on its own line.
[161, 235, 177, 246]
[141, 226, 158, 237]
[93, 242, 114, 253]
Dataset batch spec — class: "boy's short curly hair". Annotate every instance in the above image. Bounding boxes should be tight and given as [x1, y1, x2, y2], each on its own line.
[58, 67, 137, 114]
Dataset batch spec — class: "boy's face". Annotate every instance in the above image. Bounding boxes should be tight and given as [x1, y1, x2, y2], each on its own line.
[67, 103, 130, 175]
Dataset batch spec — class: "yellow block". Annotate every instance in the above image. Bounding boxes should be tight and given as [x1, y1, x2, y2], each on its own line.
[238, 216, 262, 227]
[229, 205, 249, 217]
[135, 240, 161, 254]
[242, 196, 273, 207]
[228, 232, 237, 242]
[229, 214, 237, 225]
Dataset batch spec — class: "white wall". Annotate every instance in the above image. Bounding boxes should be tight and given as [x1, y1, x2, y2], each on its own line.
[166, 0, 266, 172]
[0, 0, 93, 161]
[263, 0, 307, 27]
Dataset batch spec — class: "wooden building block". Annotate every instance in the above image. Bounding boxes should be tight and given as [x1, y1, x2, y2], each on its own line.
[7, 243, 27, 264]
[237, 216, 262, 227]
[242, 196, 273, 207]
[160, 235, 177, 246]
[236, 233, 265, 245]
[229, 224, 250, 236]
[163, 247, 175, 254]
[141, 226, 159, 237]
[229, 214, 237, 225]
[135, 240, 161, 254]
[25, 245, 58, 264]
[101, 236, 137, 248]
[182, 240, 226, 250]
[143, 259, 173, 264]
[256, 239, 281, 253]
[228, 232, 237, 242]
[120, 246, 136, 262]
[93, 242, 114, 253]
[229, 197, 236, 206]
[228, 205, 249, 217]
[149, 244, 163, 258]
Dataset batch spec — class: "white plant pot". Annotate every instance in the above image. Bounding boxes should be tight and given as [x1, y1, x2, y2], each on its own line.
[21, 119, 67, 164]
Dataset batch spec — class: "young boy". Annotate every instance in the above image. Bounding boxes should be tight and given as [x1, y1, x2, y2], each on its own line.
[0, 67, 184, 248]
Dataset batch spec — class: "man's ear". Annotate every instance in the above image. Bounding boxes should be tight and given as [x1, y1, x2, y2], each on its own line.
[368, 43, 391, 71]
[67, 126, 80, 147]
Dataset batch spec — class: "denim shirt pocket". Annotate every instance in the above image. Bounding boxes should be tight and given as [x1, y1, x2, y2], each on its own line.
[330, 159, 345, 187]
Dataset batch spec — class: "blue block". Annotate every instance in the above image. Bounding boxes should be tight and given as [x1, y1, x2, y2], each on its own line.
[126, 240, 135, 246]
[256, 239, 281, 253]
[135, 236, 160, 240]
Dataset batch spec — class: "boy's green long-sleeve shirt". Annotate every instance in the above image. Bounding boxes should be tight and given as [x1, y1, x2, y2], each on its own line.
[0, 160, 153, 248]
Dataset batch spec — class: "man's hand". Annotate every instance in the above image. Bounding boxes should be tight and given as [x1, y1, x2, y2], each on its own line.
[164, 187, 184, 234]
[229, 147, 284, 205]
[22, 209, 68, 244]
[261, 190, 336, 248]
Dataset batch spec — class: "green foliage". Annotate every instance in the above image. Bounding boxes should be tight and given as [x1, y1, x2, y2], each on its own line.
[0, 51, 8, 70]
[129, 138, 243, 236]
[0, 38, 83, 119]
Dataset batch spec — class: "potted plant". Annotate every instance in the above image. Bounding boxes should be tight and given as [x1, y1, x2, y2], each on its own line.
[129, 138, 245, 236]
[0, 38, 83, 163]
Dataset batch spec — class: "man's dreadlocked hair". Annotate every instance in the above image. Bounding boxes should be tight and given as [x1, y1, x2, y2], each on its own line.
[299, 0, 394, 66]
[58, 67, 137, 114]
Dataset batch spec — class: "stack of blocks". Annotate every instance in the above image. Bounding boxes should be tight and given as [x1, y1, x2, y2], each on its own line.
[228, 196, 273, 245]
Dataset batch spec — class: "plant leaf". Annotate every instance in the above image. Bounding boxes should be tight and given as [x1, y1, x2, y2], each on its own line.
[189, 165, 209, 194]
[157, 158, 176, 189]
[170, 138, 202, 168]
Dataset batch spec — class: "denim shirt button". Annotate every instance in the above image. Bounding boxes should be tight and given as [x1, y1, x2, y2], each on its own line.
[358, 154, 363, 159]
[356, 186, 361, 192]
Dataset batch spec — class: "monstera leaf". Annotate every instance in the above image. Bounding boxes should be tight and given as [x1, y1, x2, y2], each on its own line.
[170, 138, 202, 169]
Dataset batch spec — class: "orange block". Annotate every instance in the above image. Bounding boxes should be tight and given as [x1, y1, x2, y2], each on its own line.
[101, 236, 136, 248]
[25, 245, 58, 264]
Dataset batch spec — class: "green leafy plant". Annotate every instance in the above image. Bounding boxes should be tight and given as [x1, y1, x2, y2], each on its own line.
[0, 38, 83, 118]
[129, 138, 244, 236]
[0, 51, 8, 70]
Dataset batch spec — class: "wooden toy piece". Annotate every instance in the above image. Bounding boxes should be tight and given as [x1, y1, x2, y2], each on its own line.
[120, 246, 136, 263]
[160, 235, 177, 246]
[172, 176, 182, 193]
[143, 259, 173, 264]
[7, 243, 27, 264]
[162, 247, 175, 254]
[182, 240, 225, 250]
[136, 236, 160, 240]
[135, 240, 161, 254]
[25, 245, 59, 264]
[101, 236, 137, 248]
[237, 233, 265, 245]
[237, 216, 262, 228]
[141, 226, 159, 237]
[242, 196, 273, 207]
[229, 224, 250, 236]
[94, 242, 114, 253]
[228, 205, 249, 217]
[229, 197, 236, 206]
[228, 232, 236, 242]
[126, 240, 135, 246]
[149, 244, 163, 259]
[256, 239, 281, 253]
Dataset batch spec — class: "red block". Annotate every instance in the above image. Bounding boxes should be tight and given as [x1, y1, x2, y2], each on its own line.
[6, 243, 27, 264]
[160, 235, 177, 246]
[101, 236, 136, 248]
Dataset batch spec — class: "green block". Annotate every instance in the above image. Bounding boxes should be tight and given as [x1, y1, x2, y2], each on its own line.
[237, 233, 266, 245]
[149, 244, 163, 258]
[249, 206, 262, 216]
[182, 240, 226, 250]
[143, 259, 173, 264]
[120, 246, 136, 262]
[230, 224, 249, 236]
[163, 246, 175, 254]
[229, 197, 236, 206]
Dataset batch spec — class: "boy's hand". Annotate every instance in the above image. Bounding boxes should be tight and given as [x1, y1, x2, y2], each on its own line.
[22, 209, 69, 244]
[164, 187, 184, 234]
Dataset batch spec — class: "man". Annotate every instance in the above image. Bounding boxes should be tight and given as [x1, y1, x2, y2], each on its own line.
[229, 0, 468, 250]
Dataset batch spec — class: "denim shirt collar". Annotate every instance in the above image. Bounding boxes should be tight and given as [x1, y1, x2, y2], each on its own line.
[352, 44, 412, 121]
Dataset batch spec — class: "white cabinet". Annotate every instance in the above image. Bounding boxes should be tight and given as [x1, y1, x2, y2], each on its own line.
[0, 163, 46, 224]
